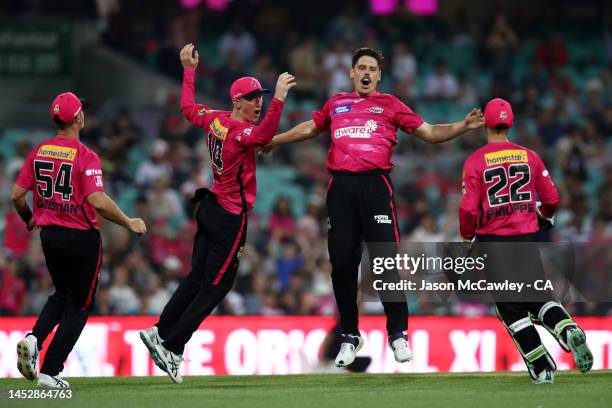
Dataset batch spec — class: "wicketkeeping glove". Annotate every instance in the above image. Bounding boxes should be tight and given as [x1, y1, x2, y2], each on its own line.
[536, 201, 555, 231]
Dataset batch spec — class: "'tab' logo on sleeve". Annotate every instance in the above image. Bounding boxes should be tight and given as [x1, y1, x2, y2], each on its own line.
[85, 169, 103, 176]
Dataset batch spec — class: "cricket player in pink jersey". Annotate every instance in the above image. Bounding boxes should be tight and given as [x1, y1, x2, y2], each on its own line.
[265, 48, 484, 367]
[459, 98, 592, 384]
[12, 92, 147, 388]
[140, 44, 296, 383]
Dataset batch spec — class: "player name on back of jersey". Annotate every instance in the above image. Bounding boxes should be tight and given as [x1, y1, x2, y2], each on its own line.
[486, 202, 535, 219]
[36, 199, 79, 214]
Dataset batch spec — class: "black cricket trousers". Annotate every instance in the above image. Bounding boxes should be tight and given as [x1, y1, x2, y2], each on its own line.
[326, 170, 408, 337]
[156, 190, 247, 355]
[33, 226, 102, 376]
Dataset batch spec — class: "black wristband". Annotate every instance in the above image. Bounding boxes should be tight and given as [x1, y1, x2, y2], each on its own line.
[19, 207, 33, 223]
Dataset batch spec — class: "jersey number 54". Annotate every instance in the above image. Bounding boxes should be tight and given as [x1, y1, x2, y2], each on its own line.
[34, 160, 74, 201]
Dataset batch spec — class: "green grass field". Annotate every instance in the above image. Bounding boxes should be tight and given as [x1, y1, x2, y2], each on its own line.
[1, 371, 610, 408]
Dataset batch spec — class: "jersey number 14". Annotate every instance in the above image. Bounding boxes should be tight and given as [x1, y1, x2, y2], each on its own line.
[207, 132, 224, 173]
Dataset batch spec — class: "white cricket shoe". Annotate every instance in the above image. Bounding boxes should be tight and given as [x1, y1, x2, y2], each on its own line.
[154, 344, 183, 384]
[335, 334, 364, 367]
[16, 334, 39, 381]
[389, 335, 412, 363]
[37, 373, 70, 388]
[533, 368, 554, 384]
[140, 326, 165, 371]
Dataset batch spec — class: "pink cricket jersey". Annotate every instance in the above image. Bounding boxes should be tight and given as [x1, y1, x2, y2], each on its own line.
[459, 141, 559, 238]
[312, 91, 424, 172]
[16, 136, 105, 230]
[181, 67, 284, 214]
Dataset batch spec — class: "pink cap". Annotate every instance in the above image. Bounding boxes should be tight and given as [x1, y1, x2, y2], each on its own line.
[50, 92, 89, 124]
[484, 98, 514, 128]
[229, 77, 269, 100]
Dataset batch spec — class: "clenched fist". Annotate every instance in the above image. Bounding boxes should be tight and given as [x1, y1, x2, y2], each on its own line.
[129, 218, 147, 236]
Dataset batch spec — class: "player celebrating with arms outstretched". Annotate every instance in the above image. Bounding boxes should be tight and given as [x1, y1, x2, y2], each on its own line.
[264, 48, 483, 367]
[459, 98, 593, 384]
[140, 44, 296, 383]
[12, 93, 147, 388]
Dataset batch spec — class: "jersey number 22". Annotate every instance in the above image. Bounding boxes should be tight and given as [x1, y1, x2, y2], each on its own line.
[484, 164, 531, 206]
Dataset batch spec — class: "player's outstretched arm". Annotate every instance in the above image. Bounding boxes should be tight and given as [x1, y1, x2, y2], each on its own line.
[179, 43, 211, 128]
[413, 108, 484, 144]
[261, 120, 322, 153]
[87, 192, 147, 235]
[240, 73, 297, 148]
[11, 184, 35, 231]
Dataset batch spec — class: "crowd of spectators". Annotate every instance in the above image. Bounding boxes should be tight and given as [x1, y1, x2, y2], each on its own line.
[1, 2, 611, 318]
